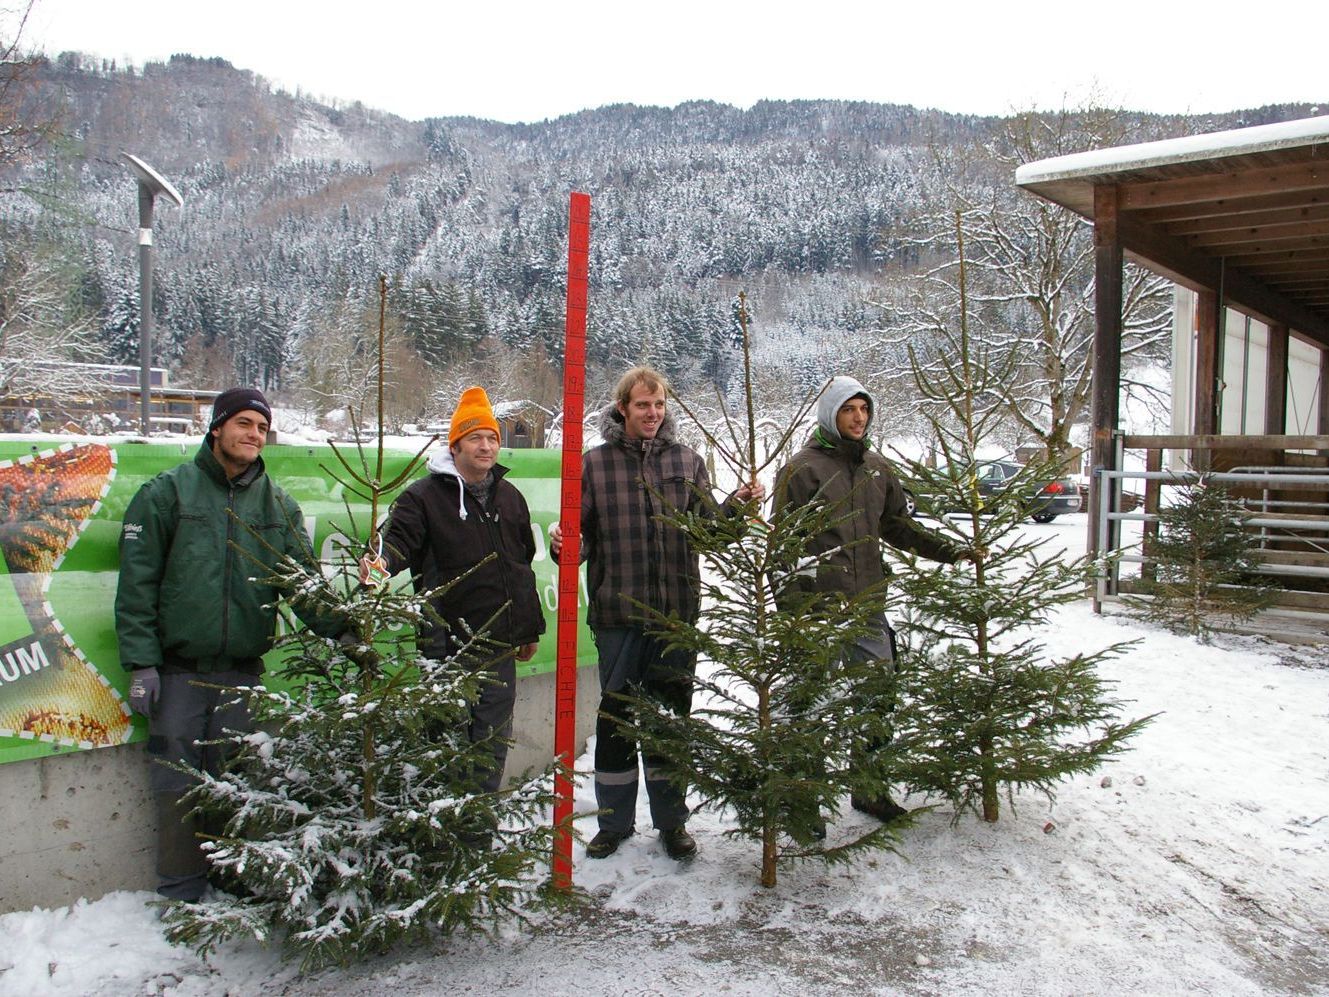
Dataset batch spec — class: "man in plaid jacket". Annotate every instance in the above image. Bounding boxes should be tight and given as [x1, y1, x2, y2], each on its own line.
[551, 366, 762, 860]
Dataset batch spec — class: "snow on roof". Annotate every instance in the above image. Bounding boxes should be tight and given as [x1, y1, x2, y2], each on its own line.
[1016, 113, 1329, 186]
[493, 399, 552, 418]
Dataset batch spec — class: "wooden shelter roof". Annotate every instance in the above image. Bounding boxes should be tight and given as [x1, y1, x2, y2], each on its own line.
[1016, 115, 1329, 347]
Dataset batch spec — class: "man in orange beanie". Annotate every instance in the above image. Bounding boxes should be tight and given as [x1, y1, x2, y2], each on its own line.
[360, 386, 544, 795]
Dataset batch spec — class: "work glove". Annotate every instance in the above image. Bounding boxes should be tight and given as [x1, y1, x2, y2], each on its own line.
[127, 667, 160, 717]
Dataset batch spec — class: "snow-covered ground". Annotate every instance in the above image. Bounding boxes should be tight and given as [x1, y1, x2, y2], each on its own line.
[2, 514, 1327, 996]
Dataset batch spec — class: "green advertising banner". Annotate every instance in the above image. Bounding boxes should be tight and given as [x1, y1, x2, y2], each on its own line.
[0, 438, 589, 766]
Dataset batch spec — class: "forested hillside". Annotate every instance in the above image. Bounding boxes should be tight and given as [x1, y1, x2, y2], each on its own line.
[0, 50, 1320, 438]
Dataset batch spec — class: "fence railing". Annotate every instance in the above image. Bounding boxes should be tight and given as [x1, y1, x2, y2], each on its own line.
[1094, 435, 1329, 617]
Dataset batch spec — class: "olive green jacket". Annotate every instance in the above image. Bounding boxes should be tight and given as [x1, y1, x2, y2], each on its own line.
[774, 432, 960, 600]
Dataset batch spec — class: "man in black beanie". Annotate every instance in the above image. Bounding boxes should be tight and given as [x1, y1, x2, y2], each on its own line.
[115, 387, 339, 902]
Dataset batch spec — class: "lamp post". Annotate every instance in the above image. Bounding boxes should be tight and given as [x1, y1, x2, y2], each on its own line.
[121, 153, 183, 436]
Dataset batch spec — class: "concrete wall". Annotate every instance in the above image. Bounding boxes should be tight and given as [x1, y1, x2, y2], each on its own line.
[0, 664, 600, 914]
[0, 740, 157, 912]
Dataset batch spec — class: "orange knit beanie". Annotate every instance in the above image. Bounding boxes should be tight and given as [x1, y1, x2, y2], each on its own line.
[449, 386, 500, 447]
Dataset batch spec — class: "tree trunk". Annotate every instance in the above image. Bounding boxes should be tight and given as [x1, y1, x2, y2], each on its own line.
[759, 682, 777, 887]
[980, 733, 999, 823]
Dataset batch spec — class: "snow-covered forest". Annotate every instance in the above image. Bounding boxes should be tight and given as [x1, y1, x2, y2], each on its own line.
[1, 49, 1321, 442]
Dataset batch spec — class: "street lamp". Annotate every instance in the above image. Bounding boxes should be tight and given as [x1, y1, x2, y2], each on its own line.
[121, 153, 183, 436]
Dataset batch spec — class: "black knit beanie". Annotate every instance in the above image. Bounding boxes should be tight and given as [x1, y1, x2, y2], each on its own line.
[209, 387, 272, 432]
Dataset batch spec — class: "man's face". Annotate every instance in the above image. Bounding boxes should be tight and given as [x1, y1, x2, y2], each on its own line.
[835, 397, 870, 441]
[618, 383, 666, 441]
[211, 410, 269, 470]
[452, 429, 500, 482]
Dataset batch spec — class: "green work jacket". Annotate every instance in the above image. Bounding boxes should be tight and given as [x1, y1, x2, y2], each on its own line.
[114, 440, 335, 674]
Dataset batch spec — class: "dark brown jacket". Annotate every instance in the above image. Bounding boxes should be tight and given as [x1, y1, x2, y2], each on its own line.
[774, 431, 959, 600]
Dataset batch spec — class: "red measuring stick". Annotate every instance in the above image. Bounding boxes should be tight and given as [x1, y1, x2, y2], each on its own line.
[553, 191, 590, 889]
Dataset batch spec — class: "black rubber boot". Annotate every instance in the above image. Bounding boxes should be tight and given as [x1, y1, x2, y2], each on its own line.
[586, 827, 634, 859]
[851, 794, 908, 823]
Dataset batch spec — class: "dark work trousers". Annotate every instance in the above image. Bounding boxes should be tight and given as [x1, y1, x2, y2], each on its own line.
[147, 669, 259, 902]
[449, 649, 518, 794]
[847, 614, 896, 669]
[847, 614, 897, 779]
[592, 626, 695, 835]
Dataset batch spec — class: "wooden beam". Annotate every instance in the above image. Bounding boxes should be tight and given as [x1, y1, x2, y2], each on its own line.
[1131, 186, 1329, 224]
[1162, 203, 1329, 235]
[1091, 184, 1124, 560]
[1266, 323, 1289, 435]
[1121, 433, 1329, 449]
[1122, 161, 1329, 211]
[1118, 215, 1329, 346]
[1184, 219, 1329, 249]
[1263, 277, 1329, 287]
[1233, 254, 1329, 271]
[1193, 289, 1219, 450]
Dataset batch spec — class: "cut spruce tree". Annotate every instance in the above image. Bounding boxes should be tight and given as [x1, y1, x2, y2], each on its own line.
[887, 214, 1153, 824]
[1127, 477, 1273, 641]
[627, 490, 912, 887]
[161, 278, 563, 969]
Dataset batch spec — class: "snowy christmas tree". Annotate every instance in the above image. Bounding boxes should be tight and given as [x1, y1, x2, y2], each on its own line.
[886, 216, 1152, 823]
[1127, 477, 1272, 641]
[162, 279, 562, 968]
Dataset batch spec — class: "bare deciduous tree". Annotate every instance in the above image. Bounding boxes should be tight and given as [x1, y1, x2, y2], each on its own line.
[296, 293, 431, 431]
[0, 239, 105, 405]
[903, 104, 1174, 461]
[1, 1, 57, 182]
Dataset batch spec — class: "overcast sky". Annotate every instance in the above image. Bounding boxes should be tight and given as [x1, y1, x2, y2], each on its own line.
[17, 0, 1328, 125]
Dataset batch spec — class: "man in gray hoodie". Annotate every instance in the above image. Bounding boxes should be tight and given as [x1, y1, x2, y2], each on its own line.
[773, 375, 968, 822]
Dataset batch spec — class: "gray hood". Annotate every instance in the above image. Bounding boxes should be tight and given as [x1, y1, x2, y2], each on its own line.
[817, 375, 874, 442]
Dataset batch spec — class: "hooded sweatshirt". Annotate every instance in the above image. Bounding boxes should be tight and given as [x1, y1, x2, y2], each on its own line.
[774, 375, 959, 601]
[378, 446, 545, 658]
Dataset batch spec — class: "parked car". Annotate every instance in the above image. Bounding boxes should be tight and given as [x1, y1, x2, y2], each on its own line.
[972, 460, 1082, 523]
[902, 460, 1082, 523]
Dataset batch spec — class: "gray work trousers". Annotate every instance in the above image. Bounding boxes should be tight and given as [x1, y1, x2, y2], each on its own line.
[447, 650, 517, 795]
[146, 669, 258, 902]
[847, 614, 897, 784]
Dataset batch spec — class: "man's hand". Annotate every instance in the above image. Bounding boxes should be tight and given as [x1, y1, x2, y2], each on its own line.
[127, 667, 160, 717]
[515, 642, 538, 662]
[961, 546, 988, 564]
[549, 522, 563, 559]
[735, 480, 766, 504]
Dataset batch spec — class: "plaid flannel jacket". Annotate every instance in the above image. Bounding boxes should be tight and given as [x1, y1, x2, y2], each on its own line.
[580, 407, 718, 629]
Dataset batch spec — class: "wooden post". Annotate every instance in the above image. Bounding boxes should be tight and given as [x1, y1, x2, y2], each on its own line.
[1265, 323, 1288, 436]
[1089, 184, 1123, 561]
[1319, 346, 1329, 456]
[1192, 289, 1220, 470]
